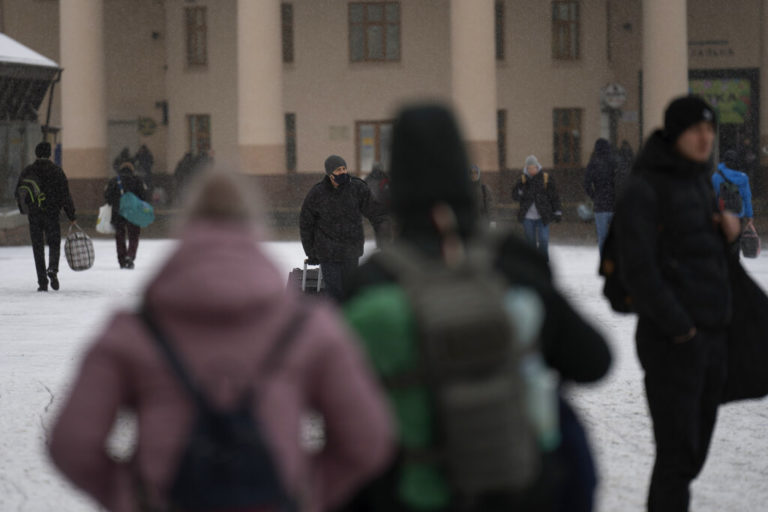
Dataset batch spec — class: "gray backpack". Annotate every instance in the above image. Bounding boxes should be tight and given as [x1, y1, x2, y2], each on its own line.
[374, 232, 544, 497]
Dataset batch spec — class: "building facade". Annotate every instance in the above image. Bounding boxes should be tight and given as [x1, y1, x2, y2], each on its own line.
[0, 0, 766, 211]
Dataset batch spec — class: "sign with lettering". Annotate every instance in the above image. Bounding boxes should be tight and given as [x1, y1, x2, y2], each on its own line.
[689, 78, 751, 124]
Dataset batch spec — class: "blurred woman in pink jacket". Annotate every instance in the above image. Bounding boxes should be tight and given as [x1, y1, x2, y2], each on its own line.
[48, 169, 394, 512]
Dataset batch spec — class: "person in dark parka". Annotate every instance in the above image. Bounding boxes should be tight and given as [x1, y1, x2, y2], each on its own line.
[104, 162, 148, 269]
[513, 155, 562, 261]
[612, 95, 741, 512]
[583, 138, 617, 251]
[15, 141, 77, 291]
[470, 164, 494, 226]
[299, 155, 389, 301]
[339, 104, 611, 512]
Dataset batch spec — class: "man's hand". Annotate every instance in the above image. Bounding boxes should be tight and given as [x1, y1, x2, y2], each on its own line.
[713, 211, 740, 243]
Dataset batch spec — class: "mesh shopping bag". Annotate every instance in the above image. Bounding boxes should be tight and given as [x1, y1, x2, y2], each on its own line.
[65, 223, 95, 271]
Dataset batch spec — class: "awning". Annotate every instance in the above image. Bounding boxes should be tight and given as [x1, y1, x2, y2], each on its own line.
[0, 33, 60, 122]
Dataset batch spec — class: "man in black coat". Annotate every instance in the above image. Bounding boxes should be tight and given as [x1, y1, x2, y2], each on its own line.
[104, 162, 148, 269]
[583, 138, 617, 250]
[339, 104, 611, 512]
[299, 155, 389, 301]
[15, 141, 77, 291]
[513, 155, 563, 262]
[612, 95, 741, 511]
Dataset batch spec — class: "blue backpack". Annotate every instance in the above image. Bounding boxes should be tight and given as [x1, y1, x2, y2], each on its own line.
[117, 176, 154, 227]
[139, 306, 307, 512]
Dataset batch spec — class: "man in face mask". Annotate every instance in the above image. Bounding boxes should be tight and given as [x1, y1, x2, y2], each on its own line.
[300, 155, 390, 301]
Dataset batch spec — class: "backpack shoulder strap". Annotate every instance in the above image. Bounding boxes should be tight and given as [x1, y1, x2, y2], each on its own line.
[543, 173, 549, 188]
[140, 302, 309, 410]
[116, 175, 125, 195]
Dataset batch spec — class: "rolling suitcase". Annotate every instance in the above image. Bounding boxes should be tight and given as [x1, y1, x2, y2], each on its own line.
[287, 259, 324, 294]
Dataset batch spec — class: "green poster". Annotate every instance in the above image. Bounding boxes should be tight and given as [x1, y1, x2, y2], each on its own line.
[689, 79, 751, 124]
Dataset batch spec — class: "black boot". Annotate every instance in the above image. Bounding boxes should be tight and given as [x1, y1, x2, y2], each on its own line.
[47, 269, 59, 291]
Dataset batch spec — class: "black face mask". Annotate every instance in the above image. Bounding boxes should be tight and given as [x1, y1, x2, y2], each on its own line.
[332, 173, 350, 186]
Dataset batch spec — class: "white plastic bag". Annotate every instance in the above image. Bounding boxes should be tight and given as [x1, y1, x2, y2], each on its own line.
[96, 203, 115, 234]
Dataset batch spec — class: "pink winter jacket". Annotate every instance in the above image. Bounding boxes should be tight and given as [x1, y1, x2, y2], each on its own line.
[49, 221, 394, 512]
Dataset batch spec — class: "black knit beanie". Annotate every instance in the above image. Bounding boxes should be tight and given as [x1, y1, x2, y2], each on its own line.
[663, 95, 717, 143]
[324, 155, 347, 175]
[389, 104, 475, 231]
[35, 142, 51, 159]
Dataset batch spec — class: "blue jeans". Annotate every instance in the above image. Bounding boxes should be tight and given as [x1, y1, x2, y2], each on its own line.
[522, 219, 549, 261]
[594, 212, 613, 252]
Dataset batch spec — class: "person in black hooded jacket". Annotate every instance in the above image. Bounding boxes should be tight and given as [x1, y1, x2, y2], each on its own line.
[583, 138, 617, 251]
[612, 95, 741, 512]
[105, 162, 148, 269]
[338, 103, 611, 512]
[299, 155, 389, 301]
[15, 141, 77, 292]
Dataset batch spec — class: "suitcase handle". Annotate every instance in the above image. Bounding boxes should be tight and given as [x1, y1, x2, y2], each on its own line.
[302, 259, 323, 292]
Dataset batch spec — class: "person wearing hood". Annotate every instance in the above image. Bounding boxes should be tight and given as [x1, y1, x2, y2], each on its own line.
[583, 138, 617, 251]
[15, 141, 77, 291]
[513, 155, 562, 261]
[612, 95, 741, 511]
[300, 155, 389, 301]
[711, 149, 754, 226]
[104, 161, 148, 269]
[339, 104, 611, 512]
[469, 164, 494, 226]
[49, 169, 394, 512]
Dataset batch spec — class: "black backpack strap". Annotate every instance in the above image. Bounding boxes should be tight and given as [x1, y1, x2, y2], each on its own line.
[139, 301, 309, 411]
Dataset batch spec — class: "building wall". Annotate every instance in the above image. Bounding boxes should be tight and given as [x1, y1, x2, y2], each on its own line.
[164, 0, 239, 173]
[498, 0, 612, 171]
[284, 0, 452, 174]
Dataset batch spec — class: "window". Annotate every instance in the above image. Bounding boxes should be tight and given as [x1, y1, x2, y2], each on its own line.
[356, 121, 392, 173]
[282, 3, 294, 63]
[187, 114, 211, 154]
[185, 7, 207, 67]
[553, 108, 582, 168]
[285, 113, 297, 172]
[552, 1, 579, 60]
[497, 109, 507, 169]
[349, 2, 400, 62]
[495, 0, 505, 61]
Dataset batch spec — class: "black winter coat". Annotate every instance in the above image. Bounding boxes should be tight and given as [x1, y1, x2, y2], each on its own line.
[583, 153, 617, 213]
[104, 169, 148, 225]
[15, 159, 76, 220]
[300, 176, 389, 261]
[614, 131, 732, 338]
[513, 171, 562, 224]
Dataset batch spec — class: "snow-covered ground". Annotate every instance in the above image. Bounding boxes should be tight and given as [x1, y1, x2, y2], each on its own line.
[1, 237, 766, 511]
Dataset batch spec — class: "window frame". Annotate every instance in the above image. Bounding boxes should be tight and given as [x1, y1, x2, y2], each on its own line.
[552, 108, 582, 168]
[185, 6, 208, 68]
[497, 109, 507, 170]
[348, 2, 401, 63]
[355, 120, 393, 174]
[551, 0, 580, 60]
[285, 112, 297, 172]
[187, 114, 211, 155]
[282, 3, 294, 64]
[495, 0, 505, 61]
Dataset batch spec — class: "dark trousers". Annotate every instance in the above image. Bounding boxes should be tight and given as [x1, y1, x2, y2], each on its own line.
[320, 259, 358, 302]
[114, 218, 141, 266]
[636, 320, 728, 512]
[28, 214, 61, 286]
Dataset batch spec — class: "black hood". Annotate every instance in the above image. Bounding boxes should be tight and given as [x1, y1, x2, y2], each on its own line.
[389, 104, 476, 241]
[634, 130, 712, 179]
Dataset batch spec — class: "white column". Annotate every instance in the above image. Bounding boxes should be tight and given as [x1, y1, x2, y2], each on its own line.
[450, 0, 498, 170]
[60, 0, 107, 179]
[237, 0, 284, 175]
[642, 0, 688, 137]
